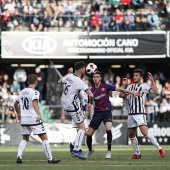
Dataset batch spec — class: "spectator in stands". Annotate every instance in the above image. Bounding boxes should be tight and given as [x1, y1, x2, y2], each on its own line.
[124, 9, 135, 31]
[101, 11, 111, 32]
[162, 81, 170, 103]
[91, 0, 100, 12]
[108, 0, 121, 14]
[10, 80, 20, 95]
[147, 10, 159, 31]
[146, 99, 159, 123]
[0, 0, 4, 12]
[35, 67, 45, 102]
[159, 98, 170, 122]
[115, 9, 124, 31]
[165, 2, 170, 30]
[149, 79, 162, 105]
[42, 10, 51, 31]
[87, 11, 100, 32]
[1, 82, 9, 100]
[65, 0, 76, 26]
[154, 69, 165, 83]
[22, 0, 34, 24]
[13, 65, 27, 90]
[46, 0, 58, 24]
[115, 76, 121, 87]
[3, 74, 10, 90]
[4, 0, 15, 21]
[30, 10, 43, 31]
[1, 8, 10, 31]
[125, 73, 134, 84]
[109, 14, 116, 30]
[55, 1, 65, 27]
[104, 68, 114, 84]
[135, 8, 148, 31]
[13, 9, 23, 31]
[121, 0, 132, 10]
[132, 0, 145, 10]
[110, 91, 123, 107]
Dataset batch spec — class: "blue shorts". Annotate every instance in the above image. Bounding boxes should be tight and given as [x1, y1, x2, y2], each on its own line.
[89, 111, 112, 130]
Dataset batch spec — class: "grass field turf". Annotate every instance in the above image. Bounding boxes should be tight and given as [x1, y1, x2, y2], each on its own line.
[0, 145, 170, 170]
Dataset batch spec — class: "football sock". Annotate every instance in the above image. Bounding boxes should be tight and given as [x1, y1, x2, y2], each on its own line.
[42, 140, 53, 161]
[17, 140, 27, 158]
[73, 129, 85, 151]
[106, 130, 112, 151]
[86, 135, 92, 151]
[130, 137, 140, 155]
[146, 133, 162, 150]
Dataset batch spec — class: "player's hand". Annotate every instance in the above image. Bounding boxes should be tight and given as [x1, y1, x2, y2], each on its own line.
[68, 67, 73, 74]
[36, 115, 41, 122]
[132, 92, 141, 97]
[60, 115, 65, 123]
[86, 103, 91, 111]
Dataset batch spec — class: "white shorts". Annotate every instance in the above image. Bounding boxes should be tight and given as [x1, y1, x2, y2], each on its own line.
[21, 123, 46, 135]
[72, 118, 88, 129]
[66, 110, 84, 125]
[128, 114, 147, 128]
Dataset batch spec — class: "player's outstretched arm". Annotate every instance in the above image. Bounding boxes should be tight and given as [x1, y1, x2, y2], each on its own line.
[117, 87, 140, 97]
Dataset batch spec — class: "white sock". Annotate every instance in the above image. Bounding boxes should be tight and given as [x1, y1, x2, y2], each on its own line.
[72, 139, 76, 146]
[17, 140, 27, 158]
[130, 137, 140, 155]
[42, 140, 53, 161]
[146, 133, 162, 150]
[73, 129, 85, 151]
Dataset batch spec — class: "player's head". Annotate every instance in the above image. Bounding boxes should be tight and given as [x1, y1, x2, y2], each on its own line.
[93, 71, 102, 85]
[74, 61, 86, 76]
[133, 69, 144, 83]
[27, 74, 38, 86]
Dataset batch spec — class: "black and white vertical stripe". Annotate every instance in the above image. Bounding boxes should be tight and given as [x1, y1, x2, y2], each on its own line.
[127, 83, 150, 115]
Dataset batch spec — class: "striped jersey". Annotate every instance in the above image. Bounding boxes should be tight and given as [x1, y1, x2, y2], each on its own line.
[91, 83, 116, 112]
[126, 83, 151, 115]
[15, 88, 40, 125]
[61, 74, 89, 112]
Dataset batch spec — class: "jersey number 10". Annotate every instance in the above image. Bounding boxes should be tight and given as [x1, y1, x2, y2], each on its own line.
[21, 97, 29, 110]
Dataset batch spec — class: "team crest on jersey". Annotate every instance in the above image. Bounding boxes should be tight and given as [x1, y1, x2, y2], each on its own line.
[101, 88, 105, 91]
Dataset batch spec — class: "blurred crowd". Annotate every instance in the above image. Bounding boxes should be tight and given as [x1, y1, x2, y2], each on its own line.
[0, 66, 45, 123]
[0, 65, 170, 123]
[0, 0, 170, 32]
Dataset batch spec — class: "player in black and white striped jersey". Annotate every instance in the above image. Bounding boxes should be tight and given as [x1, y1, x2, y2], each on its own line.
[119, 69, 166, 159]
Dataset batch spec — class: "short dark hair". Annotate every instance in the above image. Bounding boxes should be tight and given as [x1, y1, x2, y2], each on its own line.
[93, 71, 103, 77]
[28, 74, 38, 84]
[74, 61, 86, 70]
[134, 69, 144, 77]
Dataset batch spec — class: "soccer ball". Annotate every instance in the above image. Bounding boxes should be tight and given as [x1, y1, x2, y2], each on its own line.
[86, 63, 98, 75]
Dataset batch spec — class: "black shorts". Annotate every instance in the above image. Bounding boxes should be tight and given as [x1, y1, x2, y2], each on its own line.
[89, 111, 112, 130]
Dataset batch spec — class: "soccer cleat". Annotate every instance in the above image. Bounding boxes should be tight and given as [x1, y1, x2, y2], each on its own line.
[84, 149, 94, 159]
[69, 143, 74, 153]
[159, 148, 166, 158]
[105, 150, 111, 159]
[72, 150, 86, 160]
[129, 154, 142, 159]
[48, 158, 61, 164]
[16, 157, 22, 163]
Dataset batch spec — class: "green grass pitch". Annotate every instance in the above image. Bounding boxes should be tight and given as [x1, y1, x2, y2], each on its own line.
[0, 145, 170, 170]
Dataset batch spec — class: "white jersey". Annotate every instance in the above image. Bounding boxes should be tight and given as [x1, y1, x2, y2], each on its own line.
[15, 88, 40, 125]
[61, 74, 89, 112]
[126, 83, 151, 115]
[79, 90, 88, 107]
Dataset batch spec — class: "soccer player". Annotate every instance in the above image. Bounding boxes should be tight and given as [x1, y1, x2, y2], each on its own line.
[119, 69, 166, 159]
[84, 71, 140, 159]
[58, 61, 93, 160]
[14, 74, 61, 164]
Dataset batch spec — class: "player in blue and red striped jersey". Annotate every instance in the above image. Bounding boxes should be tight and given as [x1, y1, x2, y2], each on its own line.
[84, 71, 140, 159]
